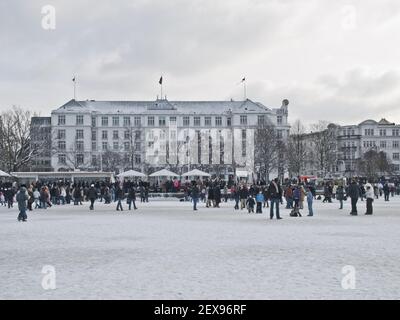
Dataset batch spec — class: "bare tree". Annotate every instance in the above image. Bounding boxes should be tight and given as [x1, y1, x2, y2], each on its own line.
[309, 121, 338, 177]
[0, 107, 42, 172]
[287, 119, 308, 177]
[359, 149, 392, 179]
[254, 123, 281, 182]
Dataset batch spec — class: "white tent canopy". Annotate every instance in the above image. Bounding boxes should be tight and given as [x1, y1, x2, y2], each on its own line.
[182, 169, 210, 177]
[0, 170, 10, 177]
[117, 169, 146, 178]
[149, 169, 179, 177]
[236, 170, 248, 178]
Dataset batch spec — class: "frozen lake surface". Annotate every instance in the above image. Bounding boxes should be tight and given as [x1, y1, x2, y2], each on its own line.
[0, 197, 399, 300]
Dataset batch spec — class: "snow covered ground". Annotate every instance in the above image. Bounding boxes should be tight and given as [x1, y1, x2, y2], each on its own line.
[0, 197, 399, 300]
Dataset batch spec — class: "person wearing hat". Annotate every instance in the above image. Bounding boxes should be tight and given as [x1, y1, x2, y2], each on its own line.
[87, 184, 98, 211]
[16, 186, 29, 222]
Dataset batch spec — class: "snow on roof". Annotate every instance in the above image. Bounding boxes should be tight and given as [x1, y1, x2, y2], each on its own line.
[53, 99, 272, 115]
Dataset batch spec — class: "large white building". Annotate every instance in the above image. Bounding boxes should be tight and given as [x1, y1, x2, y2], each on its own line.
[337, 118, 400, 175]
[48, 98, 290, 177]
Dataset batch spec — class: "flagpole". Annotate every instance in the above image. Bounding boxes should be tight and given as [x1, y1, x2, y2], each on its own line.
[73, 75, 77, 100]
[243, 79, 247, 101]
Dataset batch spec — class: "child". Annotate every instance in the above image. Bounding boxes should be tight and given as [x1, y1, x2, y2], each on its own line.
[290, 186, 302, 217]
[246, 195, 256, 214]
[307, 187, 314, 216]
[255, 191, 264, 214]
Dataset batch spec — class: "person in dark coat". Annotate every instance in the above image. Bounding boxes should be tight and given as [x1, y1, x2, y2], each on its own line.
[87, 184, 97, 210]
[246, 195, 256, 213]
[191, 184, 200, 211]
[348, 180, 360, 215]
[115, 185, 124, 211]
[16, 186, 29, 222]
[214, 185, 221, 208]
[267, 178, 283, 220]
[383, 183, 390, 201]
[336, 185, 345, 210]
[127, 186, 138, 210]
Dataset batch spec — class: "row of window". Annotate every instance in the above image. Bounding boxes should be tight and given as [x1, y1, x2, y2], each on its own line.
[363, 141, 400, 149]
[352, 128, 400, 137]
[57, 141, 142, 152]
[57, 114, 283, 127]
[58, 154, 142, 166]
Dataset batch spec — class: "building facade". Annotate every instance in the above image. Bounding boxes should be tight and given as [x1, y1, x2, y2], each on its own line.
[30, 117, 52, 172]
[337, 119, 400, 176]
[300, 119, 400, 178]
[49, 98, 290, 177]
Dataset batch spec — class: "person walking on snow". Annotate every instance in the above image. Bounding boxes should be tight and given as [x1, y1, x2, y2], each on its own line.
[306, 187, 314, 216]
[365, 182, 374, 215]
[255, 191, 264, 214]
[16, 186, 29, 222]
[88, 184, 97, 211]
[348, 180, 360, 215]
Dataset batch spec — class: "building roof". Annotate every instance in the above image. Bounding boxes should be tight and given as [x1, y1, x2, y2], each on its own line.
[52, 99, 274, 115]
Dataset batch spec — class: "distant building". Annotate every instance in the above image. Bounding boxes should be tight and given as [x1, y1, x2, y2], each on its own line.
[30, 117, 52, 172]
[49, 98, 290, 177]
[301, 119, 400, 178]
[337, 118, 400, 176]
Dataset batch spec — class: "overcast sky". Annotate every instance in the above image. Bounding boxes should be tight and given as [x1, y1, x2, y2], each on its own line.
[1, 0, 400, 127]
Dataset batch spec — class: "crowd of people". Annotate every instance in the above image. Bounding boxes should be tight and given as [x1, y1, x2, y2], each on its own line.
[1, 176, 399, 222]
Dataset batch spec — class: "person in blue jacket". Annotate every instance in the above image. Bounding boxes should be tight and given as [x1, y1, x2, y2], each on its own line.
[255, 191, 264, 214]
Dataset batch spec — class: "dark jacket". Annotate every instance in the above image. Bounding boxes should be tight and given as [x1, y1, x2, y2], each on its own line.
[267, 181, 282, 200]
[88, 187, 97, 200]
[348, 183, 360, 199]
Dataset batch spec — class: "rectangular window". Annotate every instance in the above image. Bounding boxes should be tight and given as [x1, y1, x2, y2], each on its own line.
[134, 116, 141, 126]
[393, 141, 400, 148]
[113, 130, 119, 140]
[92, 141, 97, 151]
[380, 129, 387, 136]
[393, 153, 400, 160]
[135, 154, 141, 165]
[91, 116, 96, 127]
[380, 141, 387, 148]
[277, 116, 282, 125]
[102, 130, 108, 140]
[169, 117, 177, 125]
[277, 130, 283, 139]
[159, 116, 166, 126]
[113, 142, 119, 150]
[76, 115, 84, 125]
[102, 142, 108, 151]
[258, 115, 265, 126]
[205, 117, 212, 126]
[76, 129, 84, 139]
[57, 129, 66, 140]
[58, 115, 66, 125]
[112, 116, 119, 127]
[183, 116, 190, 126]
[148, 116, 155, 126]
[123, 116, 131, 126]
[393, 129, 400, 136]
[135, 131, 141, 140]
[91, 155, 97, 166]
[58, 141, 66, 151]
[194, 116, 201, 126]
[58, 154, 66, 165]
[124, 142, 130, 151]
[76, 141, 84, 151]
[215, 116, 222, 126]
[92, 130, 97, 141]
[135, 142, 141, 151]
[227, 117, 232, 126]
[240, 115, 247, 125]
[76, 154, 84, 165]
[101, 116, 109, 127]
[124, 130, 130, 140]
